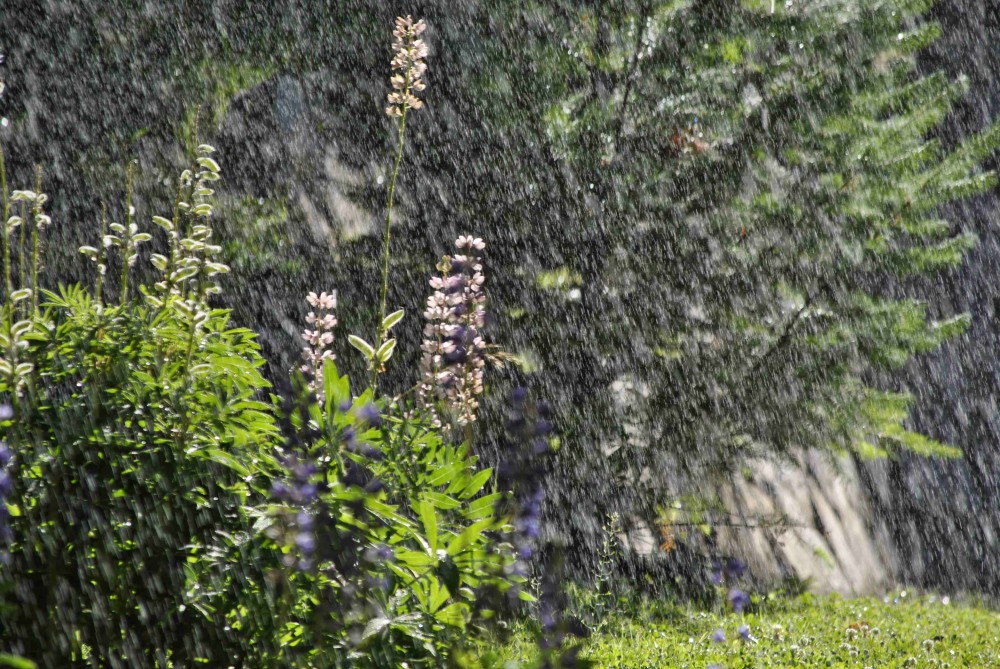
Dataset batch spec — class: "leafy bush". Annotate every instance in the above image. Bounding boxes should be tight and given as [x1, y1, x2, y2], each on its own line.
[0, 149, 281, 665]
[0, 17, 580, 667]
[261, 360, 514, 667]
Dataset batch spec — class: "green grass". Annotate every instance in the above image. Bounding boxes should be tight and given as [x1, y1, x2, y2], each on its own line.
[486, 592, 1000, 668]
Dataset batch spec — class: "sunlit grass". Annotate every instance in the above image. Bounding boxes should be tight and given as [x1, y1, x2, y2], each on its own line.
[485, 593, 1000, 668]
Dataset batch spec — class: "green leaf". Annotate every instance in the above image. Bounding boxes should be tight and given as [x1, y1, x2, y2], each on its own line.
[365, 498, 414, 529]
[348, 334, 375, 359]
[416, 497, 438, 552]
[397, 550, 436, 568]
[435, 602, 468, 628]
[197, 156, 222, 173]
[460, 469, 492, 498]
[200, 449, 251, 477]
[361, 617, 391, 644]
[464, 492, 505, 520]
[382, 309, 405, 331]
[375, 338, 397, 363]
[424, 492, 462, 510]
[323, 359, 350, 411]
[0, 655, 36, 669]
[430, 574, 453, 611]
[446, 518, 495, 556]
[426, 462, 465, 488]
[152, 215, 174, 231]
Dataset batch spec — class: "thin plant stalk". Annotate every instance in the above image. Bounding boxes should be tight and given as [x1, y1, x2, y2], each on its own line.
[30, 166, 41, 313]
[372, 105, 408, 391]
[17, 201, 26, 314]
[119, 162, 135, 306]
[370, 15, 427, 391]
[95, 204, 108, 307]
[0, 147, 12, 313]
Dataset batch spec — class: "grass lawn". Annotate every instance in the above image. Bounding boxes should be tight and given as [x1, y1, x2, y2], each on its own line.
[485, 592, 1000, 668]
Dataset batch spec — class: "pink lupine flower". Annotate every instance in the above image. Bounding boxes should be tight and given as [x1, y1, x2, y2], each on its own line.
[300, 290, 337, 400]
[418, 236, 489, 427]
[386, 16, 429, 117]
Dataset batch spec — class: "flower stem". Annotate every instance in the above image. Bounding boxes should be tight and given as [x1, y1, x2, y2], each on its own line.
[95, 205, 108, 307]
[372, 105, 408, 391]
[30, 166, 41, 313]
[119, 162, 135, 306]
[0, 147, 12, 318]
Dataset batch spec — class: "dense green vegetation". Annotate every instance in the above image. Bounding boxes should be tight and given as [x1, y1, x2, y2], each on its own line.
[2, 1, 1000, 666]
[488, 593, 1000, 668]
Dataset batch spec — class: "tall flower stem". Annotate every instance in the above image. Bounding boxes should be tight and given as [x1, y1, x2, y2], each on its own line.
[30, 166, 42, 313]
[372, 107, 408, 391]
[94, 205, 108, 307]
[369, 15, 427, 392]
[0, 147, 12, 317]
[119, 163, 135, 306]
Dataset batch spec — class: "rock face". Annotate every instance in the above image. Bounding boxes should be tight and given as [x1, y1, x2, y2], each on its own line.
[717, 452, 896, 594]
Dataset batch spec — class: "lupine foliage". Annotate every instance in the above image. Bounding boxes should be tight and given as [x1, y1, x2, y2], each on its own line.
[262, 361, 514, 667]
[0, 148, 282, 666]
[1, 2, 1000, 666]
[0, 17, 580, 666]
[3, 5, 998, 566]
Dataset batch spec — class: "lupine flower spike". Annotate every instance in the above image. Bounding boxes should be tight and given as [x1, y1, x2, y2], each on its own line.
[386, 16, 428, 117]
[418, 235, 488, 427]
[372, 16, 428, 391]
[300, 290, 337, 401]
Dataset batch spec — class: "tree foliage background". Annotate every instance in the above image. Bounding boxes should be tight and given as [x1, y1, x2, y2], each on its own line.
[2, 0, 1000, 590]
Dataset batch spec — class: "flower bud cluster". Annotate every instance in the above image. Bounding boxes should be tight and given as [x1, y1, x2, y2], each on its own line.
[385, 16, 428, 117]
[418, 236, 487, 427]
[9, 188, 51, 231]
[300, 291, 337, 400]
[7, 190, 52, 234]
[146, 144, 228, 311]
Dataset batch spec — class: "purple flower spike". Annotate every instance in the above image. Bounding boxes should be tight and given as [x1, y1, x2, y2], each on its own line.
[724, 557, 747, 579]
[728, 588, 751, 613]
[710, 560, 724, 585]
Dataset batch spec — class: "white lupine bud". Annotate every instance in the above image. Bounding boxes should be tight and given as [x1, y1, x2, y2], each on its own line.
[385, 16, 429, 117]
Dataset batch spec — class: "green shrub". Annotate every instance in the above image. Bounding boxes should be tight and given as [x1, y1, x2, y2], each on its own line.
[0, 148, 282, 666]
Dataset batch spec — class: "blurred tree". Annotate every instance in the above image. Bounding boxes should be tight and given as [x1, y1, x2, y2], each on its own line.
[2, 0, 999, 584]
